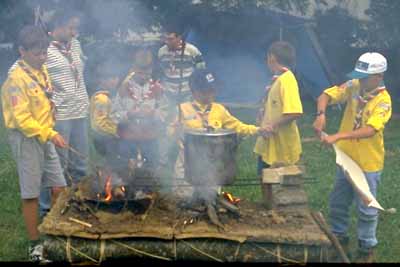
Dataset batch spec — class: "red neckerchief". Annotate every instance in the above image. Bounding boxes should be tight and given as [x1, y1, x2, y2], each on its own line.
[257, 67, 289, 125]
[127, 72, 151, 100]
[51, 40, 80, 88]
[18, 60, 53, 98]
[191, 101, 213, 128]
[353, 84, 386, 130]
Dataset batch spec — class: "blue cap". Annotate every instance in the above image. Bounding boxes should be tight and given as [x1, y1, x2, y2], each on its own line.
[189, 69, 217, 92]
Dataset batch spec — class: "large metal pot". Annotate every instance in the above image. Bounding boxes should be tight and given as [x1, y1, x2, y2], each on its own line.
[184, 128, 238, 186]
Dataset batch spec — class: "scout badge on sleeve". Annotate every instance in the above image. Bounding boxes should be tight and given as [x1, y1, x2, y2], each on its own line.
[9, 87, 21, 107]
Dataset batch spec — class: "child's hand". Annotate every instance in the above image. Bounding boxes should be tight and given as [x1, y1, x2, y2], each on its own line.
[321, 134, 339, 145]
[51, 134, 67, 148]
[263, 123, 276, 133]
[258, 127, 272, 138]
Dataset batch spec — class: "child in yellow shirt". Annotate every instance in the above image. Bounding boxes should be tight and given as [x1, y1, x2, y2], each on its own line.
[170, 68, 266, 203]
[254, 41, 303, 174]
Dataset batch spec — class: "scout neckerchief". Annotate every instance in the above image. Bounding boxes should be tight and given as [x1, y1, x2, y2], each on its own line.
[18, 60, 53, 98]
[51, 40, 80, 89]
[190, 101, 213, 128]
[126, 71, 158, 109]
[257, 66, 289, 125]
[353, 83, 386, 130]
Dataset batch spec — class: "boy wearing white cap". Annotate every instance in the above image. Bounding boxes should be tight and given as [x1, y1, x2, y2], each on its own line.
[313, 52, 392, 262]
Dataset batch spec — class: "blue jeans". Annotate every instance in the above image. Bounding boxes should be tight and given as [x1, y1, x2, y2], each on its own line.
[54, 118, 89, 182]
[39, 118, 89, 217]
[329, 167, 381, 250]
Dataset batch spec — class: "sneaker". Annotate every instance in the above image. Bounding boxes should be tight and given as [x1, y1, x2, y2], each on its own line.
[29, 243, 51, 263]
[29, 243, 44, 262]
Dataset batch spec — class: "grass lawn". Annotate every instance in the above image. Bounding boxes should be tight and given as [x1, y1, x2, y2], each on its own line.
[0, 100, 399, 262]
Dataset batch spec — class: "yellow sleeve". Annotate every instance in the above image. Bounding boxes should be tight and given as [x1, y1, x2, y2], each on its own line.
[366, 96, 392, 131]
[217, 105, 259, 135]
[280, 76, 303, 114]
[324, 80, 354, 105]
[92, 95, 117, 136]
[2, 80, 57, 143]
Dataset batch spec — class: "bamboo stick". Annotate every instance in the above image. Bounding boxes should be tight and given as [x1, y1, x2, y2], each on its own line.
[311, 211, 350, 263]
[68, 217, 93, 228]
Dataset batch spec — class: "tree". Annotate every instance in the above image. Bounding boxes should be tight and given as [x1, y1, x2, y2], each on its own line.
[365, 1, 400, 49]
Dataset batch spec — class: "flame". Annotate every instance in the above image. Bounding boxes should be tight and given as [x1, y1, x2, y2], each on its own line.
[104, 175, 112, 202]
[121, 186, 126, 193]
[222, 191, 241, 205]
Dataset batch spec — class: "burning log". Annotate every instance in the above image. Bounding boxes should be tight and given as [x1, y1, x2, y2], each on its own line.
[218, 192, 240, 215]
[206, 204, 225, 231]
[178, 192, 242, 230]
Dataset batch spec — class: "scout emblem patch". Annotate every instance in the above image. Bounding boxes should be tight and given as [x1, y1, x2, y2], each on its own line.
[9, 87, 21, 107]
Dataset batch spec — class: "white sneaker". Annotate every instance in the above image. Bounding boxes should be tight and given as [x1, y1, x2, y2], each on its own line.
[29, 243, 51, 263]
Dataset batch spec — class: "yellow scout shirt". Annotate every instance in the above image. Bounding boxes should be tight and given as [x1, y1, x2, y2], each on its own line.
[1, 61, 57, 143]
[254, 70, 303, 165]
[89, 91, 117, 136]
[324, 79, 391, 172]
[174, 101, 259, 135]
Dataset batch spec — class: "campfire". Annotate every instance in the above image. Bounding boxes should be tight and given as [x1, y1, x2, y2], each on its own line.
[178, 189, 241, 230]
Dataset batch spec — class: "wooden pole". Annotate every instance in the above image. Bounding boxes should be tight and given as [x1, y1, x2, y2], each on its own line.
[311, 211, 350, 263]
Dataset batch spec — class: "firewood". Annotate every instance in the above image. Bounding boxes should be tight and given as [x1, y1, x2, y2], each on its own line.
[68, 217, 93, 228]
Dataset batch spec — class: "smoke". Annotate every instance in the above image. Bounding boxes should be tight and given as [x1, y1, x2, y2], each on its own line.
[1, 0, 328, 203]
[86, 0, 153, 39]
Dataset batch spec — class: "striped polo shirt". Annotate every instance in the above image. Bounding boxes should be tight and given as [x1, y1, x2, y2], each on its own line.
[158, 42, 206, 94]
[46, 38, 89, 120]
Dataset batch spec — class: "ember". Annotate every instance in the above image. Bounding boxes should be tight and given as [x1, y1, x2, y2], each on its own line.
[104, 175, 112, 202]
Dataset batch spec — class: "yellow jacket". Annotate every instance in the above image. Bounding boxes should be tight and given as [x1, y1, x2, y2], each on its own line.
[1, 60, 57, 143]
[324, 79, 392, 172]
[89, 91, 117, 136]
[169, 101, 259, 136]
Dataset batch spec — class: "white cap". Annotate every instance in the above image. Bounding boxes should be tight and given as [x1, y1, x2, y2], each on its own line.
[347, 52, 387, 79]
